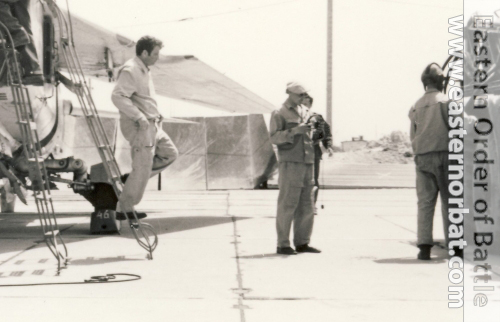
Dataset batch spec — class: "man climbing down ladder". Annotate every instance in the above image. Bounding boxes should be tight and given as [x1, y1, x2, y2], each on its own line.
[111, 36, 178, 220]
[0, 0, 44, 86]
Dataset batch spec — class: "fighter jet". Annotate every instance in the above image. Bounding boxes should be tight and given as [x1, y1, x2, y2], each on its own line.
[0, 0, 276, 213]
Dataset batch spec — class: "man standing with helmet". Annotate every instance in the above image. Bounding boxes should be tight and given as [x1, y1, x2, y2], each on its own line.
[409, 63, 452, 260]
[269, 82, 321, 255]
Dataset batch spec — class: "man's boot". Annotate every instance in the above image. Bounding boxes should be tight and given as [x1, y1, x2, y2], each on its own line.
[9, 29, 30, 48]
[17, 44, 44, 86]
[452, 246, 463, 259]
[0, 162, 27, 205]
[417, 244, 433, 260]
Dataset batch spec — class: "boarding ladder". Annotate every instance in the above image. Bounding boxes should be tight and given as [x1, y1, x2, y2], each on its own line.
[48, 3, 158, 259]
[0, 23, 68, 272]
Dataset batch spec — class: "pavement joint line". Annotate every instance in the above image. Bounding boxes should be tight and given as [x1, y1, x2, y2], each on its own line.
[245, 297, 314, 300]
[0, 268, 48, 277]
[243, 298, 463, 302]
[0, 244, 38, 268]
[375, 215, 416, 234]
[231, 215, 247, 322]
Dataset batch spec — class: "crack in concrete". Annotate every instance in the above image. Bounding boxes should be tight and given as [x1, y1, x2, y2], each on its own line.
[375, 215, 416, 234]
[0, 243, 38, 267]
[231, 215, 247, 322]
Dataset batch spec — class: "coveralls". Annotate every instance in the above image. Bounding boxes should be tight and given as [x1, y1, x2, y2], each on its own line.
[409, 87, 450, 247]
[111, 56, 178, 213]
[0, 0, 41, 77]
[270, 102, 315, 248]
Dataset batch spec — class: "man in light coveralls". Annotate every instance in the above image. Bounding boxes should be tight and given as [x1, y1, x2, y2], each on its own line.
[269, 82, 321, 255]
[409, 63, 451, 260]
[111, 36, 178, 220]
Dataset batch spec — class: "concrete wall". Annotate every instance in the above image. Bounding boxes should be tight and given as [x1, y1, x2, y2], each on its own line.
[341, 140, 367, 152]
[64, 114, 277, 191]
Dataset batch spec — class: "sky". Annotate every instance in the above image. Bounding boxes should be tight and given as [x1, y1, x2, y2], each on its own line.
[58, 0, 462, 144]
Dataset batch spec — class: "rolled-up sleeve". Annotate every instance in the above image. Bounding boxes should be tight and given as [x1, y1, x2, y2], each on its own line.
[269, 110, 294, 145]
[111, 70, 147, 122]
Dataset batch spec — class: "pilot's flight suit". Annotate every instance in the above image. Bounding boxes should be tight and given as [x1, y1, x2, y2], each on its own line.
[112, 56, 178, 213]
[409, 87, 450, 247]
[270, 102, 315, 248]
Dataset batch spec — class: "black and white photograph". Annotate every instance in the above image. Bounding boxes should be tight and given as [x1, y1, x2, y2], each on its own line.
[0, 0, 497, 321]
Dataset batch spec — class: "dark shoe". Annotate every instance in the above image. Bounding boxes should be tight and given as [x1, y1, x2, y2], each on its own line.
[115, 211, 147, 221]
[296, 244, 321, 253]
[0, 162, 28, 205]
[277, 247, 297, 255]
[417, 244, 432, 260]
[0, 178, 27, 205]
[22, 73, 44, 86]
[452, 246, 463, 259]
[120, 173, 129, 184]
[10, 30, 30, 48]
[11, 180, 27, 205]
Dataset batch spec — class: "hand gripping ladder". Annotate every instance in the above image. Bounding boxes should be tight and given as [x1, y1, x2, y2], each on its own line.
[49, 3, 158, 259]
[0, 23, 68, 272]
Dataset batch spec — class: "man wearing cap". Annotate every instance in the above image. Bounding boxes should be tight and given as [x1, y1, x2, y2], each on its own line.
[269, 81, 321, 255]
[409, 63, 452, 260]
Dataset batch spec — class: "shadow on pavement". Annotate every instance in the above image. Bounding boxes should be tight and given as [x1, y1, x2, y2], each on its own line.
[236, 253, 285, 259]
[374, 257, 448, 264]
[374, 240, 451, 264]
[0, 213, 250, 257]
[69, 256, 143, 266]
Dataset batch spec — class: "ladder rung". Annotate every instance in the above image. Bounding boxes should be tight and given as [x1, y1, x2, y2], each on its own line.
[28, 157, 45, 162]
[19, 121, 37, 129]
[36, 195, 52, 200]
[45, 230, 59, 237]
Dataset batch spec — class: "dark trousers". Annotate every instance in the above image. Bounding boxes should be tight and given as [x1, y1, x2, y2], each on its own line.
[0, 0, 41, 75]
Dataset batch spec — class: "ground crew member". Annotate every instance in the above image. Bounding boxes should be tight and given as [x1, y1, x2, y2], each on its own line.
[269, 82, 321, 255]
[409, 63, 452, 260]
[0, 0, 43, 85]
[111, 36, 178, 220]
[302, 95, 333, 215]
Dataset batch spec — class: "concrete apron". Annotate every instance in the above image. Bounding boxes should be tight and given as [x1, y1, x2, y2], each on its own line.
[0, 189, 463, 322]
